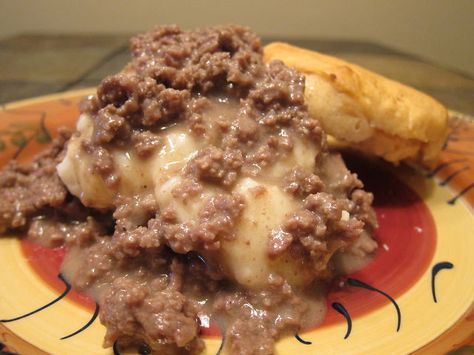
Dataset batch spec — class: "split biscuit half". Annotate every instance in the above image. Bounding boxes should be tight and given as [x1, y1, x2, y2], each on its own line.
[264, 42, 449, 165]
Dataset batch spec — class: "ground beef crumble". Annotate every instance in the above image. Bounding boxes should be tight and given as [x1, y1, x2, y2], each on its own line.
[0, 25, 379, 355]
[0, 130, 69, 233]
[100, 259, 205, 355]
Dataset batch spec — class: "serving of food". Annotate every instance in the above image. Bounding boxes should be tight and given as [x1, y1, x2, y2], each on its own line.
[0, 25, 473, 355]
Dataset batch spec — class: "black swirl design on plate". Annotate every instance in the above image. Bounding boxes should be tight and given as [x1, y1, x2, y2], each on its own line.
[431, 262, 454, 303]
[138, 343, 151, 355]
[430, 117, 474, 205]
[112, 340, 153, 355]
[448, 183, 474, 205]
[0, 274, 71, 323]
[426, 159, 467, 178]
[60, 302, 100, 340]
[332, 302, 352, 339]
[294, 333, 312, 345]
[347, 278, 401, 332]
[442, 134, 474, 151]
[216, 333, 226, 355]
[210, 320, 227, 355]
[439, 166, 470, 186]
[113, 340, 120, 355]
[0, 342, 17, 355]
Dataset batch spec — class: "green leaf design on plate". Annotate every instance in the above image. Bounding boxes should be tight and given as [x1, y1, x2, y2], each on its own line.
[10, 131, 27, 147]
[0, 116, 52, 151]
[37, 114, 52, 144]
[36, 131, 52, 144]
[448, 345, 474, 355]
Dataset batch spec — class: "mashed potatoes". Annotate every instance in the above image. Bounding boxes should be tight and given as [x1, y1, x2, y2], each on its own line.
[58, 93, 324, 289]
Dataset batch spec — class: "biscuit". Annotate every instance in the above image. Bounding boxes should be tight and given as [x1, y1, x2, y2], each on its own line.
[263, 42, 449, 165]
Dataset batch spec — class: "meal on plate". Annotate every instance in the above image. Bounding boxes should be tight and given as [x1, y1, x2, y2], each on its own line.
[0, 25, 448, 354]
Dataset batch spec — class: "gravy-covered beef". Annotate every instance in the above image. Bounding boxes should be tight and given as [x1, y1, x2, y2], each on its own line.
[0, 25, 378, 355]
[0, 130, 69, 234]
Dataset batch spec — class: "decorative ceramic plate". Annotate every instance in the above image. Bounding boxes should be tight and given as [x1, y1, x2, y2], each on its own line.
[0, 89, 473, 355]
